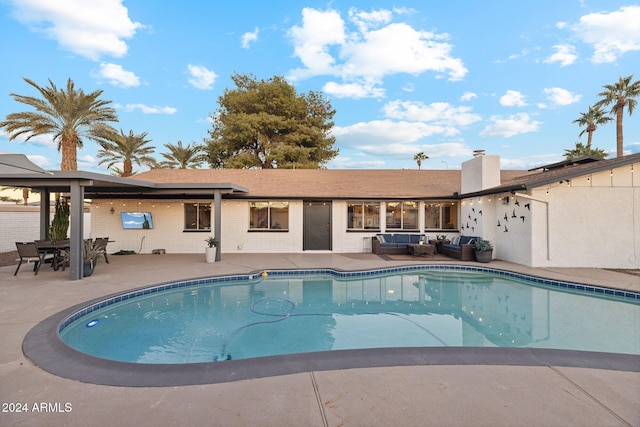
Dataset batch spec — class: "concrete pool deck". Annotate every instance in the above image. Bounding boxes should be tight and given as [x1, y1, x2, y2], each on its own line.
[1, 253, 639, 426]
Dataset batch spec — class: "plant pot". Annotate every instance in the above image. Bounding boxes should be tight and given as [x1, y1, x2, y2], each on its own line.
[475, 249, 493, 263]
[205, 247, 217, 263]
[83, 260, 95, 277]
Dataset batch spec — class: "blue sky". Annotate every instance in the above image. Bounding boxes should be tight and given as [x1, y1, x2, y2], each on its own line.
[0, 0, 639, 173]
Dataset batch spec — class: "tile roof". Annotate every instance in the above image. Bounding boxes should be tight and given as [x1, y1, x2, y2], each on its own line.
[134, 168, 530, 199]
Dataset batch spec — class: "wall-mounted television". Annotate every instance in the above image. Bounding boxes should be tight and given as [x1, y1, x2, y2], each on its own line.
[120, 212, 153, 229]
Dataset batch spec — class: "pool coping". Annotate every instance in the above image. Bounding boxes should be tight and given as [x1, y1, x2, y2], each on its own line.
[23, 265, 640, 387]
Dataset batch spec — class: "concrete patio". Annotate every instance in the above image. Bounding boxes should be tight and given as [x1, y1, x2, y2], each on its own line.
[1, 253, 639, 426]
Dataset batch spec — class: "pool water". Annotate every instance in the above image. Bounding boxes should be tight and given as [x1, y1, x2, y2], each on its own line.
[59, 268, 640, 363]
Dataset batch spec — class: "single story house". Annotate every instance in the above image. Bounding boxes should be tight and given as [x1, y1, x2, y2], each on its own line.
[2, 151, 639, 278]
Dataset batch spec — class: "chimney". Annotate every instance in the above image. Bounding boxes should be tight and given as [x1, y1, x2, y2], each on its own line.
[462, 151, 500, 194]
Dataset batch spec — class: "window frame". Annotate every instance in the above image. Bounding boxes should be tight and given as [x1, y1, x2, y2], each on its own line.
[183, 202, 212, 232]
[347, 201, 381, 231]
[424, 201, 459, 231]
[385, 201, 419, 231]
[248, 201, 289, 232]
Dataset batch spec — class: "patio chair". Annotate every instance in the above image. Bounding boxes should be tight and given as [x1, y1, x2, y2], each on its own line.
[14, 242, 50, 275]
[93, 237, 109, 264]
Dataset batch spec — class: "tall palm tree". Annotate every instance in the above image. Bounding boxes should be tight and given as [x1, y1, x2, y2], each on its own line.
[594, 74, 640, 157]
[0, 78, 118, 170]
[564, 141, 608, 160]
[413, 152, 429, 170]
[161, 140, 205, 169]
[97, 129, 156, 177]
[572, 105, 611, 149]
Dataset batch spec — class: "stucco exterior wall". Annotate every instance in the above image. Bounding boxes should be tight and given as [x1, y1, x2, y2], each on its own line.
[516, 166, 640, 268]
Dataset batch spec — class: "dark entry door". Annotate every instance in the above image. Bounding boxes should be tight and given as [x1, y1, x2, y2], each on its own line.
[303, 201, 332, 250]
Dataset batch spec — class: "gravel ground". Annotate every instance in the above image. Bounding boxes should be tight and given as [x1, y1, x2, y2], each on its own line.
[0, 251, 17, 267]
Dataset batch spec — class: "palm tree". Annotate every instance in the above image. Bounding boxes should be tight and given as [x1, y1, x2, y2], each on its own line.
[572, 105, 611, 149]
[160, 140, 205, 169]
[97, 129, 156, 177]
[564, 141, 608, 160]
[594, 74, 640, 157]
[413, 152, 429, 170]
[0, 78, 118, 170]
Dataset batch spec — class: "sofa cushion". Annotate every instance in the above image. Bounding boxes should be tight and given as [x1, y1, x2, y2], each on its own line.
[393, 234, 411, 244]
[459, 236, 479, 245]
[450, 236, 460, 245]
[409, 234, 423, 244]
[442, 243, 460, 252]
[377, 234, 393, 243]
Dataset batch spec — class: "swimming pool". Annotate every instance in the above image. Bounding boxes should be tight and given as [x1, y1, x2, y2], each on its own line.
[57, 266, 640, 364]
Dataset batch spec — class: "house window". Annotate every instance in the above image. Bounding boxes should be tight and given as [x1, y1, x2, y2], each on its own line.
[249, 201, 289, 230]
[347, 201, 380, 230]
[386, 201, 418, 230]
[425, 202, 458, 230]
[184, 203, 211, 230]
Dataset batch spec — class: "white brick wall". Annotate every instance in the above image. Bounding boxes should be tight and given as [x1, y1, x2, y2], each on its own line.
[0, 206, 91, 252]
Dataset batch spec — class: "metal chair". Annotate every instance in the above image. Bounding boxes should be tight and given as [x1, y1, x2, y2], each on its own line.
[14, 242, 48, 275]
[92, 237, 109, 264]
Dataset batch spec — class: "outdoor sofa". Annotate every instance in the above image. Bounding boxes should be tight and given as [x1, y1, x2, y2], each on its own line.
[440, 235, 479, 261]
[372, 233, 425, 255]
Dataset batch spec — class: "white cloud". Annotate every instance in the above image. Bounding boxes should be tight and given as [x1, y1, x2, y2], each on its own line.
[9, 0, 142, 60]
[544, 44, 577, 67]
[322, 80, 385, 98]
[119, 104, 177, 114]
[288, 7, 467, 87]
[573, 5, 640, 63]
[500, 90, 528, 107]
[332, 120, 449, 146]
[288, 8, 346, 79]
[555, 22, 568, 30]
[460, 92, 477, 102]
[383, 100, 481, 127]
[348, 7, 392, 33]
[327, 156, 386, 169]
[480, 113, 541, 138]
[0, 129, 54, 148]
[543, 87, 581, 106]
[351, 141, 471, 158]
[241, 27, 259, 49]
[93, 63, 140, 87]
[187, 64, 217, 90]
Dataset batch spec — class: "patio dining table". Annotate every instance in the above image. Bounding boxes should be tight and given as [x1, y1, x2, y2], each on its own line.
[36, 242, 70, 271]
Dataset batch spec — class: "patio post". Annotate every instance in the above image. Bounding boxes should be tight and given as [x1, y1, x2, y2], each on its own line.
[214, 190, 222, 261]
[68, 180, 85, 280]
[39, 189, 50, 240]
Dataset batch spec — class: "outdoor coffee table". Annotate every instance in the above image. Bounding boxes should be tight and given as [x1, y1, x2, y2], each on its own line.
[407, 243, 436, 258]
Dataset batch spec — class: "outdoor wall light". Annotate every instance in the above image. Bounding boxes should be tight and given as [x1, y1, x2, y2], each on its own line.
[110, 207, 115, 214]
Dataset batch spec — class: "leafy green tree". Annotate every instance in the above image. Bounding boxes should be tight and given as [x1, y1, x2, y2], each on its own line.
[0, 78, 118, 170]
[563, 141, 608, 160]
[413, 152, 429, 170]
[594, 74, 640, 157]
[97, 129, 156, 177]
[205, 73, 338, 169]
[160, 140, 205, 169]
[572, 105, 611, 149]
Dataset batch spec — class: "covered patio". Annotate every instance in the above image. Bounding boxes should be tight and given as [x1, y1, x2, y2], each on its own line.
[0, 154, 247, 280]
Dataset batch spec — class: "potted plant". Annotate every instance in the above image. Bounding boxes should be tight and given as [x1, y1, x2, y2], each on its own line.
[61, 240, 105, 276]
[434, 234, 449, 253]
[204, 236, 218, 263]
[474, 239, 493, 263]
